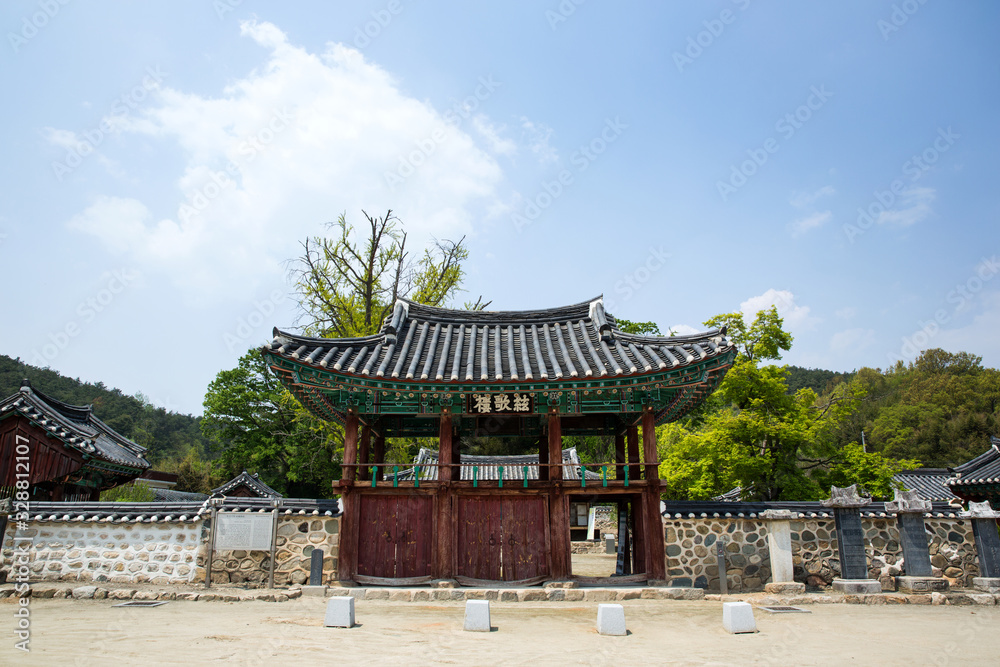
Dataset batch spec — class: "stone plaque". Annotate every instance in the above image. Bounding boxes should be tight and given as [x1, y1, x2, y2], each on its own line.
[897, 513, 932, 577]
[310, 549, 325, 586]
[215, 512, 274, 551]
[833, 508, 868, 580]
[971, 518, 1000, 579]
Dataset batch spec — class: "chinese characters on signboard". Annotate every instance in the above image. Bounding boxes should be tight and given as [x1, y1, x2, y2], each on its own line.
[467, 392, 533, 414]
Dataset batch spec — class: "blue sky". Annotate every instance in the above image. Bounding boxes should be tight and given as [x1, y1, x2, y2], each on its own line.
[1, 1, 998, 415]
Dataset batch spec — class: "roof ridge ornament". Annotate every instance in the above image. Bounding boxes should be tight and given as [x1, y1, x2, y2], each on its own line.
[885, 489, 932, 514]
[821, 484, 872, 508]
[589, 297, 614, 343]
[962, 500, 1000, 519]
[384, 299, 409, 345]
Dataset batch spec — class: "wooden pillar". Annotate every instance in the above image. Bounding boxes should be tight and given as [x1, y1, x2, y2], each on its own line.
[641, 408, 666, 580]
[454, 435, 462, 481]
[548, 413, 563, 481]
[373, 432, 385, 481]
[626, 426, 640, 480]
[547, 412, 570, 578]
[435, 411, 454, 579]
[342, 412, 359, 482]
[438, 412, 453, 483]
[358, 424, 371, 482]
[630, 500, 642, 575]
[642, 409, 659, 481]
[614, 433, 626, 480]
[549, 492, 570, 579]
[338, 490, 358, 582]
[538, 435, 549, 481]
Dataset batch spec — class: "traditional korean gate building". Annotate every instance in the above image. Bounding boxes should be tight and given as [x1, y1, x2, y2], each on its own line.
[263, 297, 735, 584]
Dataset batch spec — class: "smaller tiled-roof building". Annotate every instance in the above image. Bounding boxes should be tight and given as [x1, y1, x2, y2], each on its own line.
[946, 436, 1000, 506]
[397, 447, 601, 482]
[0, 380, 150, 501]
[893, 468, 960, 503]
[211, 470, 282, 499]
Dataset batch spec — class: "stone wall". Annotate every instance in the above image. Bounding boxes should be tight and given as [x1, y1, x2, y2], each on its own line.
[206, 516, 340, 586]
[663, 515, 980, 592]
[2, 521, 203, 585]
[2, 513, 341, 587]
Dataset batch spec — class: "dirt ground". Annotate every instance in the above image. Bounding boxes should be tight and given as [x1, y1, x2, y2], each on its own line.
[4, 595, 999, 666]
[571, 552, 618, 576]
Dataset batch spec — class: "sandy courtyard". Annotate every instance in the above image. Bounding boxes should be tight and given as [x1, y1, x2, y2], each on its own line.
[4, 595, 999, 666]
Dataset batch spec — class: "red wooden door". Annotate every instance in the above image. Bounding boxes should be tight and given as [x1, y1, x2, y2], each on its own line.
[457, 496, 548, 582]
[457, 496, 503, 580]
[396, 496, 433, 578]
[501, 497, 548, 581]
[357, 495, 432, 579]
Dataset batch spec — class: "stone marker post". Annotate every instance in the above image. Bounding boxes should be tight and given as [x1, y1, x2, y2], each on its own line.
[886, 490, 948, 593]
[822, 485, 881, 594]
[303, 548, 328, 596]
[310, 549, 325, 586]
[761, 509, 804, 594]
[962, 501, 1000, 593]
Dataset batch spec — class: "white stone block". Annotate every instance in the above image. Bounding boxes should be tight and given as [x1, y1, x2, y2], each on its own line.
[596, 603, 626, 636]
[464, 599, 491, 632]
[722, 601, 757, 634]
[324, 596, 355, 628]
[766, 520, 794, 583]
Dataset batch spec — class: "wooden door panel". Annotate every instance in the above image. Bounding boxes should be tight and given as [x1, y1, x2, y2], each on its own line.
[457, 496, 502, 580]
[357, 495, 433, 579]
[502, 497, 548, 581]
[396, 496, 433, 578]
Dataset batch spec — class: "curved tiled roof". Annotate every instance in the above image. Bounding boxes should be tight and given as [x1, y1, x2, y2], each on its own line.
[211, 470, 282, 498]
[947, 436, 1000, 487]
[894, 469, 959, 502]
[0, 381, 150, 470]
[152, 488, 209, 502]
[264, 296, 733, 384]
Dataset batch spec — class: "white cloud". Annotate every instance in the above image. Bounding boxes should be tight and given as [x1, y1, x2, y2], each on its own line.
[789, 210, 832, 237]
[925, 291, 1000, 365]
[741, 289, 819, 331]
[520, 117, 557, 165]
[43, 127, 85, 151]
[835, 306, 857, 320]
[830, 327, 875, 352]
[877, 187, 935, 227]
[472, 115, 517, 156]
[790, 185, 835, 208]
[62, 20, 506, 300]
[668, 324, 700, 336]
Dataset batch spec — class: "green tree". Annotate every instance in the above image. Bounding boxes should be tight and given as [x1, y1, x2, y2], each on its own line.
[290, 210, 480, 337]
[201, 350, 343, 498]
[659, 306, 902, 501]
[614, 318, 661, 336]
[838, 349, 999, 466]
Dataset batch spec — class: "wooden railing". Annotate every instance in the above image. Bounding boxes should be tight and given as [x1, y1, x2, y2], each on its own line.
[344, 461, 657, 488]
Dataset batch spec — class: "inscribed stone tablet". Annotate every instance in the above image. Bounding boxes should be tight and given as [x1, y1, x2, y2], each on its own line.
[216, 512, 274, 550]
[834, 509, 868, 580]
[897, 513, 932, 577]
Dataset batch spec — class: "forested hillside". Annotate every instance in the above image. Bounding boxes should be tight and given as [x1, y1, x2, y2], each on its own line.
[785, 366, 854, 396]
[0, 354, 209, 466]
